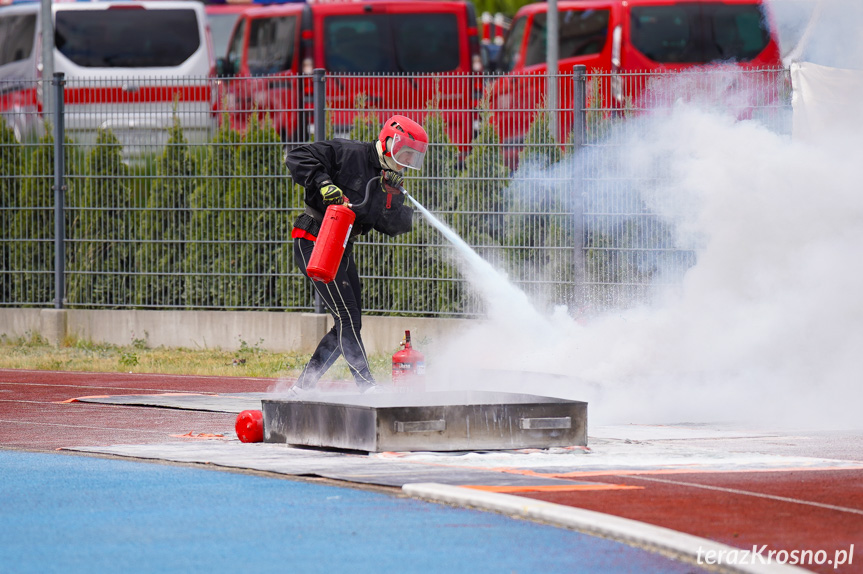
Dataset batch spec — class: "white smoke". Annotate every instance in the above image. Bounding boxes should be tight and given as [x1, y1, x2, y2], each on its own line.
[767, 0, 863, 68]
[429, 4, 863, 430]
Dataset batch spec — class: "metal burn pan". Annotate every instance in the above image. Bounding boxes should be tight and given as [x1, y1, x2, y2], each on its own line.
[262, 390, 587, 452]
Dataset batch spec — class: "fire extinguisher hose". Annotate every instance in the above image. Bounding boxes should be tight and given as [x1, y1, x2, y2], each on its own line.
[348, 176, 380, 210]
[349, 175, 408, 209]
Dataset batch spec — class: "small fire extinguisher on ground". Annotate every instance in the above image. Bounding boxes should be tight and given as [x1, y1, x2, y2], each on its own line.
[392, 330, 425, 391]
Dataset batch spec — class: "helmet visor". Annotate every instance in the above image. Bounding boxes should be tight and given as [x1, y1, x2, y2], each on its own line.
[391, 134, 428, 170]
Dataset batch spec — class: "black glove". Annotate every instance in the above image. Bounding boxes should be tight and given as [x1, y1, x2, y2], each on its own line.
[381, 170, 405, 194]
[320, 181, 345, 206]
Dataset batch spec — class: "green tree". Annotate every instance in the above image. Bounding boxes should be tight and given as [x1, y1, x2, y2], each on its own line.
[473, 0, 530, 19]
[506, 109, 576, 307]
[10, 131, 55, 305]
[414, 109, 460, 210]
[135, 116, 197, 308]
[517, 109, 563, 168]
[0, 117, 22, 302]
[67, 129, 134, 307]
[185, 116, 241, 308]
[346, 94, 380, 142]
[9, 127, 80, 306]
[453, 104, 508, 243]
[388, 111, 461, 315]
[220, 114, 289, 309]
[444, 100, 510, 314]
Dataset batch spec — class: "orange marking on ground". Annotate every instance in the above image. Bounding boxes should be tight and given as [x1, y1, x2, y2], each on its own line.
[58, 392, 214, 404]
[152, 393, 214, 397]
[486, 467, 552, 477]
[462, 484, 644, 493]
[170, 431, 226, 440]
[57, 395, 111, 403]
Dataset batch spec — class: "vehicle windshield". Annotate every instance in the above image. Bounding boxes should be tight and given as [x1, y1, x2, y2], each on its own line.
[248, 16, 296, 75]
[0, 13, 36, 66]
[525, 9, 610, 67]
[208, 12, 241, 59]
[324, 13, 460, 73]
[630, 3, 770, 63]
[498, 16, 526, 72]
[55, 9, 200, 68]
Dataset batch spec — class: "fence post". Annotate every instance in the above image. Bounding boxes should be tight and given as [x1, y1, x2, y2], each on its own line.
[572, 65, 587, 311]
[312, 68, 325, 314]
[313, 68, 326, 142]
[572, 65, 587, 150]
[52, 72, 66, 310]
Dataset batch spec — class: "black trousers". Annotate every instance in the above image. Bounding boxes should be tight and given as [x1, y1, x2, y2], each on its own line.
[293, 237, 375, 390]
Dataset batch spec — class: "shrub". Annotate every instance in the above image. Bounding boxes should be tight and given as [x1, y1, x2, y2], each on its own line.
[135, 115, 198, 308]
[346, 94, 380, 142]
[220, 113, 289, 309]
[66, 129, 134, 307]
[185, 115, 241, 308]
[444, 100, 510, 314]
[506, 110, 578, 308]
[9, 126, 80, 306]
[387, 111, 461, 316]
[0, 117, 22, 302]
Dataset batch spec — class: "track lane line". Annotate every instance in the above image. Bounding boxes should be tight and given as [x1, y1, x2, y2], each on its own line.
[625, 475, 863, 516]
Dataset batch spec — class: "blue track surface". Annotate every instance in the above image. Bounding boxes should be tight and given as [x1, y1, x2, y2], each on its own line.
[0, 451, 706, 573]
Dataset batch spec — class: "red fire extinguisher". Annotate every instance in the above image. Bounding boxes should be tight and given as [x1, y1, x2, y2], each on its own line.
[392, 330, 425, 391]
[306, 176, 381, 283]
[305, 203, 354, 283]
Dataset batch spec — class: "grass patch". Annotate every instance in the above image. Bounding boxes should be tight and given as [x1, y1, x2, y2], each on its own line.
[0, 333, 393, 382]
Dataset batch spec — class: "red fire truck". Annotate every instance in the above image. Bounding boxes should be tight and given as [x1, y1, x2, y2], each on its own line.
[215, 0, 483, 145]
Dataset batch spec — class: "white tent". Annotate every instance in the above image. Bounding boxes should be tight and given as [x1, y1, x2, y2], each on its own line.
[791, 62, 863, 142]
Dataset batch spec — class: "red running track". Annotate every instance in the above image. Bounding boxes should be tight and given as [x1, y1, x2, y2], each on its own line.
[0, 369, 274, 449]
[2, 369, 861, 574]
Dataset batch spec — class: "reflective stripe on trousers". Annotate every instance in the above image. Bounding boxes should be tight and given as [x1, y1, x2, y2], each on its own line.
[293, 237, 375, 390]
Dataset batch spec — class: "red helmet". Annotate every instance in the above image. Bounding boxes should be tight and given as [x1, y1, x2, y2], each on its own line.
[379, 115, 428, 170]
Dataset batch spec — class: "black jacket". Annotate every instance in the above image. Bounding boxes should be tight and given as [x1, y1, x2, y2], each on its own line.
[284, 139, 412, 238]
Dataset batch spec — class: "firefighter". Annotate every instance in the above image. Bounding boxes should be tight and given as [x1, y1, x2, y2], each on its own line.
[283, 115, 429, 395]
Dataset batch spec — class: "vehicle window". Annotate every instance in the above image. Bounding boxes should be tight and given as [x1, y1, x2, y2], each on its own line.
[630, 5, 695, 63]
[704, 4, 770, 62]
[525, 10, 609, 68]
[208, 13, 241, 58]
[227, 18, 246, 71]
[392, 13, 460, 73]
[325, 15, 394, 73]
[0, 14, 36, 67]
[499, 16, 526, 72]
[324, 13, 461, 73]
[55, 9, 200, 68]
[248, 16, 296, 75]
[630, 3, 769, 63]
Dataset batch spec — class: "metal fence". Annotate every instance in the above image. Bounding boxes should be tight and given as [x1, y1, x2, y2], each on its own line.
[0, 67, 791, 317]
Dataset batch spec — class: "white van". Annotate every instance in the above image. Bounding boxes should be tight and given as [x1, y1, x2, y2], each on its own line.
[0, 0, 215, 152]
